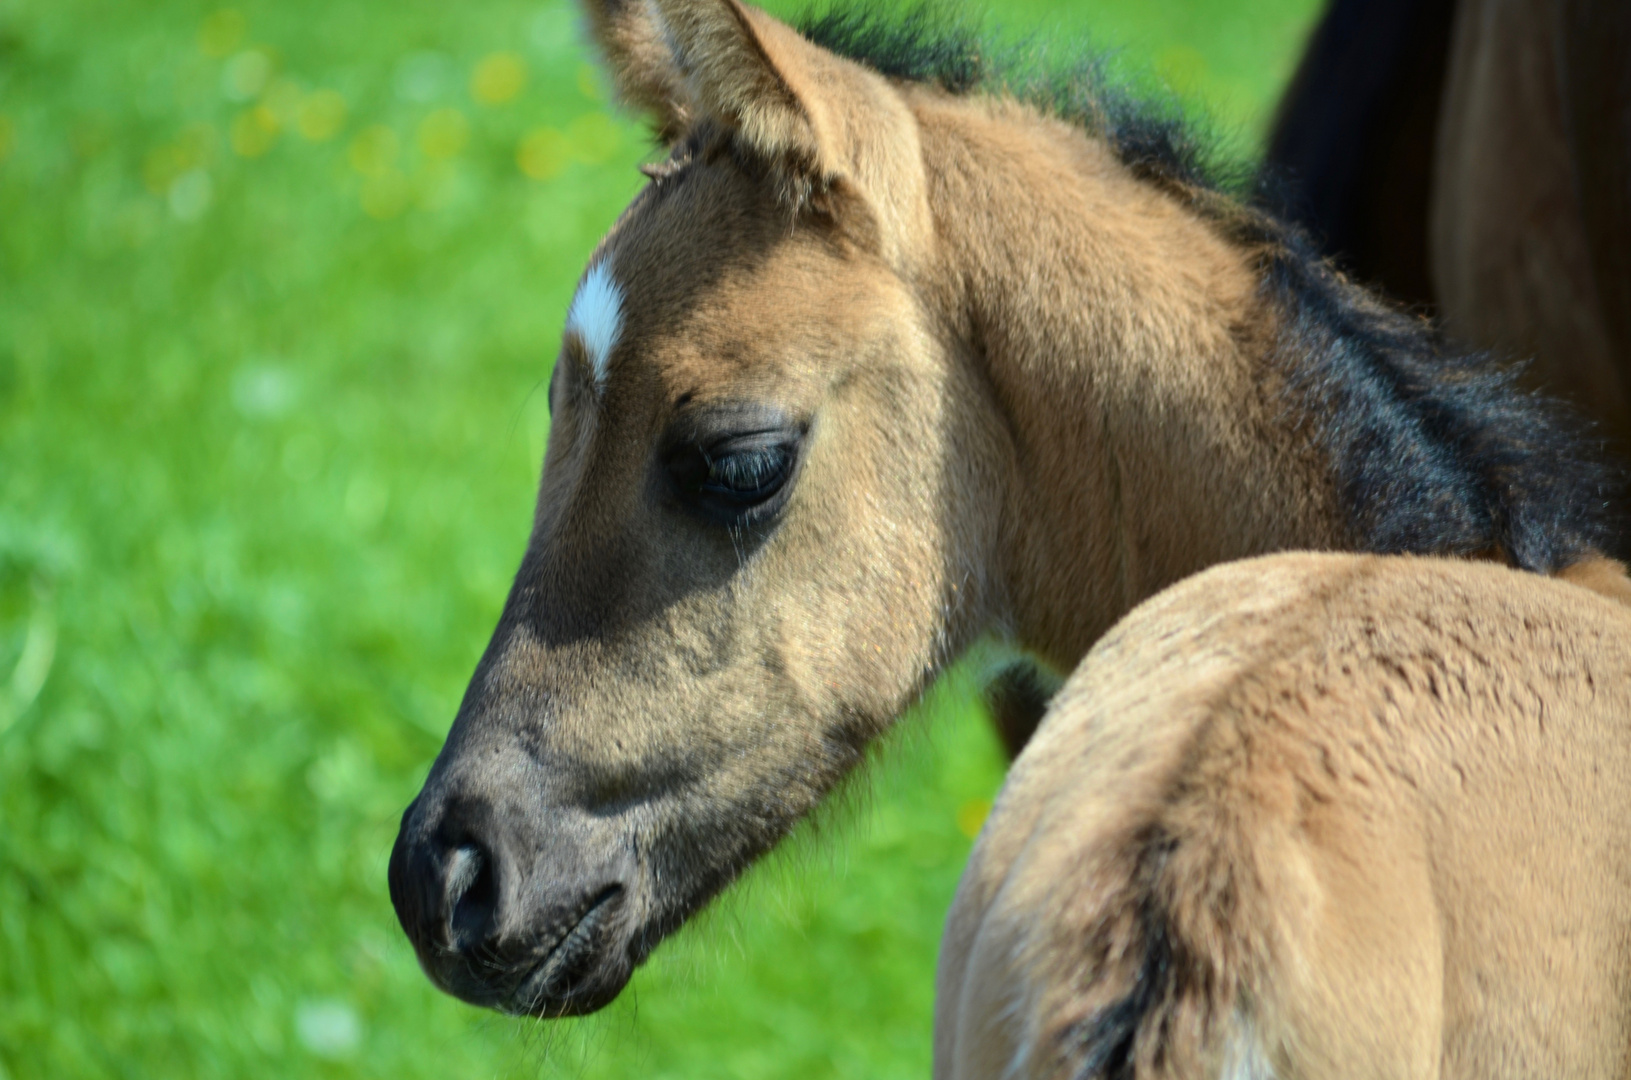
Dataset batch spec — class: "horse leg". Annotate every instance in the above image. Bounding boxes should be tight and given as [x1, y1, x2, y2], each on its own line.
[1431, 0, 1630, 443]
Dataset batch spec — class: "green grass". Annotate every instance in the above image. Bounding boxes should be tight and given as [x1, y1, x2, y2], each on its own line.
[0, 0, 1318, 1075]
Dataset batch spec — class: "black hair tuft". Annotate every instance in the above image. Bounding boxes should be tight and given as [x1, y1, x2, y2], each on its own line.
[797, 2, 1240, 196]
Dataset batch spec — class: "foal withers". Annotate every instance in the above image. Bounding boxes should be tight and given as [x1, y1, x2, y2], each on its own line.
[389, 0, 1621, 1044]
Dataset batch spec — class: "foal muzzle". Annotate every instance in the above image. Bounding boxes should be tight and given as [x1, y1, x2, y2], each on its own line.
[387, 773, 640, 1016]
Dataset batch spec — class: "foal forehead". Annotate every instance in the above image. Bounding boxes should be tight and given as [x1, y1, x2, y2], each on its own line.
[603, 166, 836, 316]
[569, 164, 906, 396]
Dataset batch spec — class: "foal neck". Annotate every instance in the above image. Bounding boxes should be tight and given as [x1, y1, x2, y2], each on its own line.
[916, 97, 1343, 666]
[911, 90, 1617, 670]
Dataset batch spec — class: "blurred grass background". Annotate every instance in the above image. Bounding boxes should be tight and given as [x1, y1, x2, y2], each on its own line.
[0, 0, 1319, 1075]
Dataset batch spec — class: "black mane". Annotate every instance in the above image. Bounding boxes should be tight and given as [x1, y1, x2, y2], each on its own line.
[798, 3, 1231, 194]
[797, 2, 1623, 571]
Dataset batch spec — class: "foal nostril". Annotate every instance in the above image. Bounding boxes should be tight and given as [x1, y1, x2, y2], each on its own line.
[445, 843, 498, 950]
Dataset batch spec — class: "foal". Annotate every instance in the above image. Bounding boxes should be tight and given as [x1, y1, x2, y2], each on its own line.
[386, 0, 1624, 1066]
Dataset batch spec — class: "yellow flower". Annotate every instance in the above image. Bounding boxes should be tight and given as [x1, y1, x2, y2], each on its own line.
[296, 91, 347, 142]
[516, 127, 567, 180]
[348, 125, 399, 178]
[955, 799, 992, 840]
[360, 171, 411, 220]
[230, 106, 279, 157]
[199, 9, 246, 59]
[567, 112, 618, 164]
[416, 108, 469, 160]
[471, 52, 526, 106]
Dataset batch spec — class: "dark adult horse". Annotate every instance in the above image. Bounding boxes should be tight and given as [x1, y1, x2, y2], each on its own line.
[1269, 0, 1631, 444]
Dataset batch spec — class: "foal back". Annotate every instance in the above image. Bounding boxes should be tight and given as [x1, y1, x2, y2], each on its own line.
[938, 553, 1631, 1080]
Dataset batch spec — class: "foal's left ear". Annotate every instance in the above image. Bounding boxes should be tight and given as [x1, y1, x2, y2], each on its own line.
[648, 0, 826, 168]
[651, 0, 926, 219]
[587, 0, 928, 251]
[582, 0, 692, 142]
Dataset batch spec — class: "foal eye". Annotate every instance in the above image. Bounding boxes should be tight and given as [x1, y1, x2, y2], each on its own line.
[666, 426, 802, 524]
[702, 446, 791, 501]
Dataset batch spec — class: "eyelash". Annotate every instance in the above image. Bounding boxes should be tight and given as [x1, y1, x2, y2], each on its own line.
[702, 447, 791, 498]
[667, 430, 801, 524]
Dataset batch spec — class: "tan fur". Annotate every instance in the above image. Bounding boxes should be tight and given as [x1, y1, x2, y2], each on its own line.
[583, 0, 692, 140]
[651, 0, 814, 162]
[1558, 554, 1631, 606]
[391, 0, 1631, 1054]
[567, 0, 1357, 689]
[906, 91, 1340, 664]
[573, 3, 1374, 666]
[939, 553, 1631, 1079]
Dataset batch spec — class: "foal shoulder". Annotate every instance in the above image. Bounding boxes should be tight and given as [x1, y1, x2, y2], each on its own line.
[1014, 550, 1631, 815]
[938, 552, 1631, 1078]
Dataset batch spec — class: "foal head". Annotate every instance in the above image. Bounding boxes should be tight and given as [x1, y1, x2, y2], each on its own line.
[389, 0, 1006, 1016]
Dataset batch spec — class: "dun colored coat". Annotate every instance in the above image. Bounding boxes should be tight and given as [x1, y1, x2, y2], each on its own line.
[384, 1, 1628, 1075]
[939, 553, 1631, 1079]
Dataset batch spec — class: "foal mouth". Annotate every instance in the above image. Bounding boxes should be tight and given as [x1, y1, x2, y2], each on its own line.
[507, 884, 626, 1016]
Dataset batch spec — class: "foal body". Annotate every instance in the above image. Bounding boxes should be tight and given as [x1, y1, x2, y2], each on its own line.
[939, 553, 1631, 1080]
[387, 0, 1624, 1070]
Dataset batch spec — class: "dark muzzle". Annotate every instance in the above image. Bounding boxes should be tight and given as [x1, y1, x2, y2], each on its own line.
[387, 769, 639, 1017]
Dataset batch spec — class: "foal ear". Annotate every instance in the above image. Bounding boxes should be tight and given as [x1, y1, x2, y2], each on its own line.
[646, 0, 824, 167]
[586, 0, 929, 255]
[579, 0, 811, 154]
[585, 0, 857, 177]
[580, 0, 691, 141]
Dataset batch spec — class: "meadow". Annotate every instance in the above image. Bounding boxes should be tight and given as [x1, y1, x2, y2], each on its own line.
[0, 0, 1317, 1075]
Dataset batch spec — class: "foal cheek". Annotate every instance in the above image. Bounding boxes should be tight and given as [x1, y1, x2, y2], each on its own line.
[782, 396, 983, 724]
[805, 504, 960, 725]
